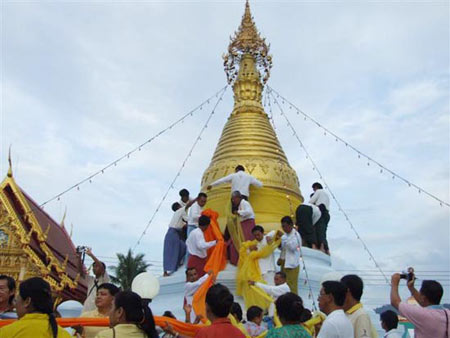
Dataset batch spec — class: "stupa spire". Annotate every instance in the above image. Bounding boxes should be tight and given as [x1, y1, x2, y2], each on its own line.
[223, 0, 272, 86]
[201, 1, 304, 231]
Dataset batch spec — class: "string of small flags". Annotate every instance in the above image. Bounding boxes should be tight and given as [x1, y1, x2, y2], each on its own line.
[133, 85, 229, 248]
[267, 86, 449, 208]
[268, 88, 391, 285]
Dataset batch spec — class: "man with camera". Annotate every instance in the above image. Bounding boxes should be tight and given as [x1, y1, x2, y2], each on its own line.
[390, 271, 449, 338]
[78, 248, 110, 313]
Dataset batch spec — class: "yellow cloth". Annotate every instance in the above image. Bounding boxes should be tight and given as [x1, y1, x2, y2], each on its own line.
[81, 309, 109, 338]
[95, 324, 146, 338]
[226, 210, 245, 251]
[281, 265, 299, 294]
[302, 312, 326, 336]
[228, 314, 249, 336]
[0, 313, 71, 338]
[236, 238, 281, 310]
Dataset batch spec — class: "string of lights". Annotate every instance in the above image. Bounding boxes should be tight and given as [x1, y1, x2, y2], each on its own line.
[0, 86, 227, 233]
[268, 88, 391, 285]
[267, 86, 450, 208]
[133, 85, 229, 249]
[264, 91, 317, 310]
[39, 86, 228, 209]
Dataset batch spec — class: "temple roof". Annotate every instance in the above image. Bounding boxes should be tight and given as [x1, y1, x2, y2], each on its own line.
[0, 171, 87, 303]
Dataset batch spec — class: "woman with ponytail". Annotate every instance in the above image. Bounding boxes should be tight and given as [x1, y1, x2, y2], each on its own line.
[0, 277, 70, 338]
[95, 291, 158, 338]
[266, 292, 312, 338]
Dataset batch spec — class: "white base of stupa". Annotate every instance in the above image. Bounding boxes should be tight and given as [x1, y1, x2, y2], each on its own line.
[150, 248, 334, 319]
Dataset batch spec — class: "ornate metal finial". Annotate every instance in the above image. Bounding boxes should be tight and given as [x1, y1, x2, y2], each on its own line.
[60, 207, 67, 229]
[7, 146, 13, 177]
[223, 0, 272, 85]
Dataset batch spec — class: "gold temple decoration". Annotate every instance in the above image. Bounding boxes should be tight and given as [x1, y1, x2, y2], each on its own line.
[223, 0, 272, 85]
[202, 1, 303, 231]
[0, 160, 87, 303]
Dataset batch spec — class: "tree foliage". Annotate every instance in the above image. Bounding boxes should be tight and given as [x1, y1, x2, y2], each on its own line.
[109, 249, 150, 291]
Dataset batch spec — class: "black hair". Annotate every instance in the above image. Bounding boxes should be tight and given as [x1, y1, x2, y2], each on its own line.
[251, 225, 265, 234]
[0, 275, 16, 305]
[380, 310, 399, 330]
[322, 281, 347, 307]
[205, 283, 234, 318]
[246, 306, 263, 322]
[275, 293, 304, 323]
[235, 165, 245, 172]
[197, 192, 207, 199]
[312, 182, 323, 190]
[163, 311, 176, 319]
[300, 308, 312, 323]
[114, 291, 158, 338]
[341, 274, 363, 301]
[420, 280, 444, 305]
[19, 277, 58, 338]
[97, 283, 120, 296]
[198, 215, 211, 227]
[275, 271, 287, 280]
[179, 189, 189, 197]
[185, 267, 196, 276]
[230, 302, 243, 322]
[171, 202, 181, 212]
[281, 216, 293, 226]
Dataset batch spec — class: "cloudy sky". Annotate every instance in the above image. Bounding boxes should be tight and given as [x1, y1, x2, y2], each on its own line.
[2, 0, 449, 308]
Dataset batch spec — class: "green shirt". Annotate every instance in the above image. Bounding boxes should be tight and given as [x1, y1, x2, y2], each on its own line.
[266, 324, 312, 338]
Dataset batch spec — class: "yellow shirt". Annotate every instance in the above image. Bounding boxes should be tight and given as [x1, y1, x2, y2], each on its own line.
[0, 313, 71, 338]
[95, 324, 146, 338]
[81, 309, 110, 338]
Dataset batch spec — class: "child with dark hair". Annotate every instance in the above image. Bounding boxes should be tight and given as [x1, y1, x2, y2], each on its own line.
[0, 277, 70, 337]
[244, 306, 267, 337]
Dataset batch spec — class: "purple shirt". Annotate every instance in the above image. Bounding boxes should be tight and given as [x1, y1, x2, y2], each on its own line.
[398, 302, 450, 338]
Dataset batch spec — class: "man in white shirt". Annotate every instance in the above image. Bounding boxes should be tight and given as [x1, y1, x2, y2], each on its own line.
[250, 225, 277, 284]
[186, 215, 217, 278]
[309, 182, 331, 254]
[318, 280, 354, 338]
[163, 198, 197, 277]
[248, 271, 291, 316]
[187, 192, 208, 237]
[184, 268, 214, 322]
[207, 165, 262, 200]
[81, 248, 110, 313]
[341, 274, 377, 338]
[295, 203, 321, 250]
[231, 190, 256, 240]
[380, 310, 402, 338]
[179, 188, 191, 207]
[279, 216, 302, 294]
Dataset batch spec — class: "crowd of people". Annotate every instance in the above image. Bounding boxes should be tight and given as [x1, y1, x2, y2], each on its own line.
[0, 164, 448, 337]
[0, 269, 448, 337]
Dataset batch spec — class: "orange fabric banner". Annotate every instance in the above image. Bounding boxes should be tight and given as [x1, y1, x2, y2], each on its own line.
[0, 317, 203, 337]
[192, 208, 227, 321]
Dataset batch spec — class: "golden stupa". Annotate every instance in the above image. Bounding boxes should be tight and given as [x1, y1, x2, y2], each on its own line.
[201, 1, 304, 231]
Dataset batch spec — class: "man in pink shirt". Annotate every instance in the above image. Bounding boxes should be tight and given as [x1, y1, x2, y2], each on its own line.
[390, 273, 450, 338]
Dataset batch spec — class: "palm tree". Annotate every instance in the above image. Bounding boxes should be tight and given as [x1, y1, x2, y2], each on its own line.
[109, 249, 150, 290]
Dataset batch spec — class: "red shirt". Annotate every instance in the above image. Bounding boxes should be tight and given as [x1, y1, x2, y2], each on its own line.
[195, 318, 245, 338]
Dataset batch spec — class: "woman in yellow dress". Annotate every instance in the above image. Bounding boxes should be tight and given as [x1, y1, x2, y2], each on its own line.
[0, 277, 70, 338]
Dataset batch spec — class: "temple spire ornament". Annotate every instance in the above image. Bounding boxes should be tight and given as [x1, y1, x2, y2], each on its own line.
[202, 0, 303, 230]
[7, 146, 13, 177]
[223, 0, 272, 85]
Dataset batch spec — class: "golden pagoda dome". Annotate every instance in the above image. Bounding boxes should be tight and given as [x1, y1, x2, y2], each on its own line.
[201, 0, 304, 231]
